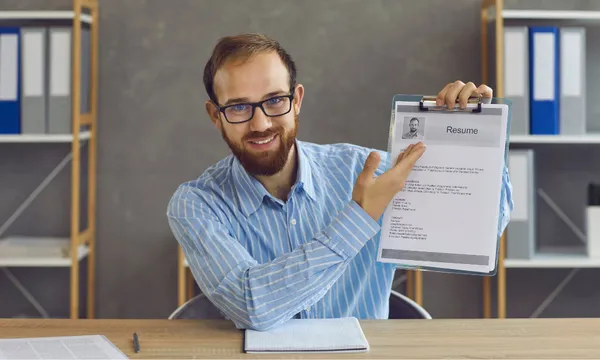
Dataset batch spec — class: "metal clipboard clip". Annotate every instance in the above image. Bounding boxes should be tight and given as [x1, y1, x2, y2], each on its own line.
[418, 95, 482, 113]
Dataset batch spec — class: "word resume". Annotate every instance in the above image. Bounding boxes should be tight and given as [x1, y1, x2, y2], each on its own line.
[378, 98, 509, 274]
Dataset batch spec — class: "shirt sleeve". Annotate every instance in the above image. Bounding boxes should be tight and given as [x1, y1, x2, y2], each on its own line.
[498, 163, 514, 238]
[166, 185, 380, 331]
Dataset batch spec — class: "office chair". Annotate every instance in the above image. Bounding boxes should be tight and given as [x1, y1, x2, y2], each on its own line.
[388, 290, 432, 319]
[168, 293, 224, 320]
[169, 290, 432, 320]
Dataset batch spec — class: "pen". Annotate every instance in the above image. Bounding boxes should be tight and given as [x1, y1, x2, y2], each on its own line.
[133, 332, 140, 353]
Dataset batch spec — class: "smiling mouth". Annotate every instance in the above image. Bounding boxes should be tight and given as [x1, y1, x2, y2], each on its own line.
[248, 134, 277, 145]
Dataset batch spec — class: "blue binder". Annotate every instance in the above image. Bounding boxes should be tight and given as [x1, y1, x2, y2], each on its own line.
[529, 26, 559, 135]
[0, 27, 21, 134]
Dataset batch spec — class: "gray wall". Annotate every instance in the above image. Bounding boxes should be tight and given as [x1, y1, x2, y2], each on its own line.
[1, 0, 600, 320]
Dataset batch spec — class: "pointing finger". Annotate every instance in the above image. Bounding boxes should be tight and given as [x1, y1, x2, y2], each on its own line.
[398, 142, 425, 169]
[396, 143, 415, 164]
[379, 143, 425, 188]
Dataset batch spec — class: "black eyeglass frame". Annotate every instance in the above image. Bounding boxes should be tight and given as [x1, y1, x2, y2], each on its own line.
[215, 88, 296, 124]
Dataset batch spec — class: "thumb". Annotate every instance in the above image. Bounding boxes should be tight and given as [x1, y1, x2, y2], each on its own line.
[361, 152, 380, 179]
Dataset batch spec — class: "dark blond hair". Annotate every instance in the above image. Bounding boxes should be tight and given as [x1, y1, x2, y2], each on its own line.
[203, 33, 297, 104]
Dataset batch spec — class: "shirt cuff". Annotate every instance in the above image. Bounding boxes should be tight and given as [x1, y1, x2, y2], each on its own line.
[320, 200, 381, 259]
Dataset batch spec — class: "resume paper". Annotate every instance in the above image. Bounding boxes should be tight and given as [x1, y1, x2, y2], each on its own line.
[377, 99, 508, 274]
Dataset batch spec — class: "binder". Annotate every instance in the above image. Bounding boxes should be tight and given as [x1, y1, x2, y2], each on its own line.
[20, 27, 48, 134]
[506, 149, 536, 259]
[560, 27, 586, 135]
[529, 26, 560, 135]
[503, 26, 529, 135]
[586, 183, 600, 258]
[0, 27, 21, 134]
[48, 27, 72, 134]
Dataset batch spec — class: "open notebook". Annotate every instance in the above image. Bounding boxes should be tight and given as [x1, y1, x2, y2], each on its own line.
[244, 317, 369, 354]
[0, 335, 128, 359]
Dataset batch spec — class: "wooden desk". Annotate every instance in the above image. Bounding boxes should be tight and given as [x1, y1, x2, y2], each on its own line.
[1, 318, 600, 359]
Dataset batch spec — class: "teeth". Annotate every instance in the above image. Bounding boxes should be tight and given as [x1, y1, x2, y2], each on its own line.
[251, 136, 274, 145]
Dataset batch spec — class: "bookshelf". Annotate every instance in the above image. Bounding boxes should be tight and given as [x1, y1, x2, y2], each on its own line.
[0, 0, 98, 319]
[481, 0, 600, 319]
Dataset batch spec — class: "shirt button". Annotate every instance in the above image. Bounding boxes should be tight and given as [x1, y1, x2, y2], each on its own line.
[290, 219, 297, 226]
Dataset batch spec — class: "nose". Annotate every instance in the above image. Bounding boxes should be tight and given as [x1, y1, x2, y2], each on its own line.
[249, 106, 272, 132]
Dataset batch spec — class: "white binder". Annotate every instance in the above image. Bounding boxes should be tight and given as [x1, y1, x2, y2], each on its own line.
[506, 149, 536, 259]
[503, 26, 529, 135]
[48, 27, 72, 134]
[20, 27, 48, 134]
[560, 27, 586, 135]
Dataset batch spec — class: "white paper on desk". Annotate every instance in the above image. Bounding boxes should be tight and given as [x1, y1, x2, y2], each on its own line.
[378, 100, 508, 274]
[0, 335, 128, 360]
[244, 317, 369, 353]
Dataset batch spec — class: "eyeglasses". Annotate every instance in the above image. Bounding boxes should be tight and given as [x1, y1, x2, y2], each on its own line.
[216, 90, 295, 124]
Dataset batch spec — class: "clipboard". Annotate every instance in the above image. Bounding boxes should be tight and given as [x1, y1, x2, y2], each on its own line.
[379, 94, 512, 276]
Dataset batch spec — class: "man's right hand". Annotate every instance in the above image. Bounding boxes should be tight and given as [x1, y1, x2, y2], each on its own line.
[352, 143, 426, 221]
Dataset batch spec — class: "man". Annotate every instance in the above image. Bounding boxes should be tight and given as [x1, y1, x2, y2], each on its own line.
[167, 33, 513, 330]
[403, 117, 423, 140]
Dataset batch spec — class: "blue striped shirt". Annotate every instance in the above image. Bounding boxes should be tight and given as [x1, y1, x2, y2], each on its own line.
[167, 140, 513, 330]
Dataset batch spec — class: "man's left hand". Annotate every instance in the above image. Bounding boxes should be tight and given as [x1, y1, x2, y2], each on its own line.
[435, 80, 493, 109]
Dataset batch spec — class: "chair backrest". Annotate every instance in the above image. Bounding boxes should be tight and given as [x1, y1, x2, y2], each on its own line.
[388, 290, 432, 319]
[169, 290, 432, 320]
[168, 293, 226, 320]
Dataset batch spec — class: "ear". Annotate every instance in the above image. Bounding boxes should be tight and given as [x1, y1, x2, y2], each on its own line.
[205, 100, 222, 130]
[292, 84, 304, 115]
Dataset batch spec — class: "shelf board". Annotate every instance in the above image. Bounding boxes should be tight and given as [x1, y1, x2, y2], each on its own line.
[0, 131, 90, 143]
[510, 134, 600, 144]
[504, 255, 600, 268]
[505, 246, 600, 268]
[502, 9, 600, 20]
[0, 11, 92, 24]
[0, 236, 88, 267]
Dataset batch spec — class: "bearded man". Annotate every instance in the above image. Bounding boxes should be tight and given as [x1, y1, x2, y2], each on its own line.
[166, 33, 513, 331]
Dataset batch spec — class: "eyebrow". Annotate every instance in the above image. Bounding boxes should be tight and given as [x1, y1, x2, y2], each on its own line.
[223, 90, 288, 106]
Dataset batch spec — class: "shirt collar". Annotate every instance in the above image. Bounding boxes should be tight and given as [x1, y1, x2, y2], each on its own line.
[295, 140, 317, 201]
[232, 139, 317, 217]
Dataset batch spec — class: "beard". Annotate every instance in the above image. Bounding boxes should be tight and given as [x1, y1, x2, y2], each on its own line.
[221, 114, 298, 176]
